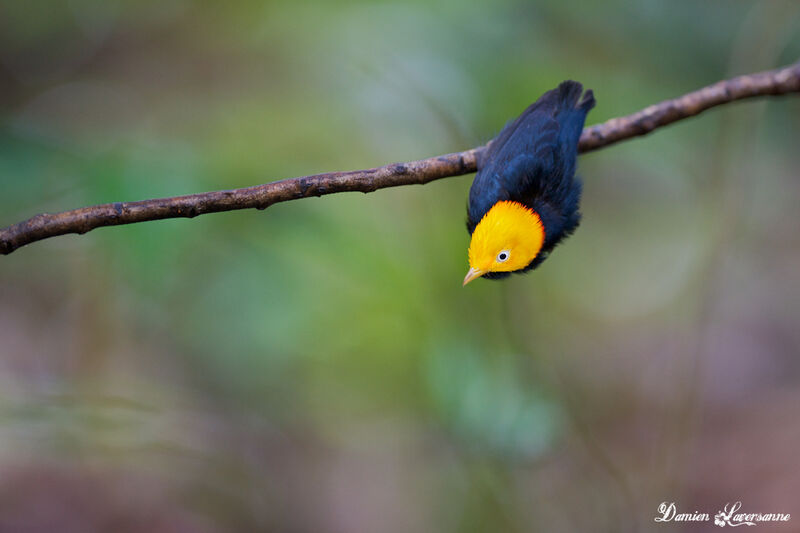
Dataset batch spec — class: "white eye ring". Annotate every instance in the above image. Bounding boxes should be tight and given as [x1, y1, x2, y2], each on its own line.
[496, 250, 510, 263]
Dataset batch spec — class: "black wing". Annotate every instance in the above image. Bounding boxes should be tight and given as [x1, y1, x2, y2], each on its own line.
[467, 81, 594, 235]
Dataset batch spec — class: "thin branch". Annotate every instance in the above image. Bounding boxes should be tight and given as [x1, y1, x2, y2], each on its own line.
[2, 61, 799, 255]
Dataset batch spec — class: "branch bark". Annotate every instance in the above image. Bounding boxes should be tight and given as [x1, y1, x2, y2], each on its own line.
[2, 61, 799, 255]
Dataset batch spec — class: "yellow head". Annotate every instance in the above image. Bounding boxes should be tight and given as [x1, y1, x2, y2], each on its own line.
[463, 201, 545, 285]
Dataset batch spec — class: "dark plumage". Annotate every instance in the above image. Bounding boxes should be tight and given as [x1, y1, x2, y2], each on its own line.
[467, 81, 595, 278]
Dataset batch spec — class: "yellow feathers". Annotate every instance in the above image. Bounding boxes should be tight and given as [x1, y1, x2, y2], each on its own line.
[464, 201, 545, 285]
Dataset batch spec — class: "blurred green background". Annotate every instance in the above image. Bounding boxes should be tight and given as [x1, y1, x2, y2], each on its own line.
[1, 1, 799, 531]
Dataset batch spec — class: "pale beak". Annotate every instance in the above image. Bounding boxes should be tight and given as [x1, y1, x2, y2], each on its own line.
[462, 267, 485, 286]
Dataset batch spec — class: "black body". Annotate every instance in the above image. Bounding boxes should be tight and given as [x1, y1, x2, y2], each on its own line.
[467, 81, 595, 278]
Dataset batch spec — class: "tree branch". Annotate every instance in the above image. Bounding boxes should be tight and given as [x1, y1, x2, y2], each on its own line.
[2, 61, 799, 255]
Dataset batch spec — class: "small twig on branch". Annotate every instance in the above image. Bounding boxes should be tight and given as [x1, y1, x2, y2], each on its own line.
[2, 61, 799, 255]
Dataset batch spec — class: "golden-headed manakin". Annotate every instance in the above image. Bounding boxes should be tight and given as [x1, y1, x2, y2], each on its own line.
[464, 81, 595, 285]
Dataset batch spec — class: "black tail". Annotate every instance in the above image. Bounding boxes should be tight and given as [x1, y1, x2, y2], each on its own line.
[579, 88, 595, 112]
[556, 80, 595, 113]
[554, 81, 594, 149]
[478, 81, 595, 170]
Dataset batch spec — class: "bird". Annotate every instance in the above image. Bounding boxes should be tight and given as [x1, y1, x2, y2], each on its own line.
[463, 81, 595, 286]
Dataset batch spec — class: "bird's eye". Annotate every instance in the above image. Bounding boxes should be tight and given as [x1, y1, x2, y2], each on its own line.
[497, 250, 510, 263]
